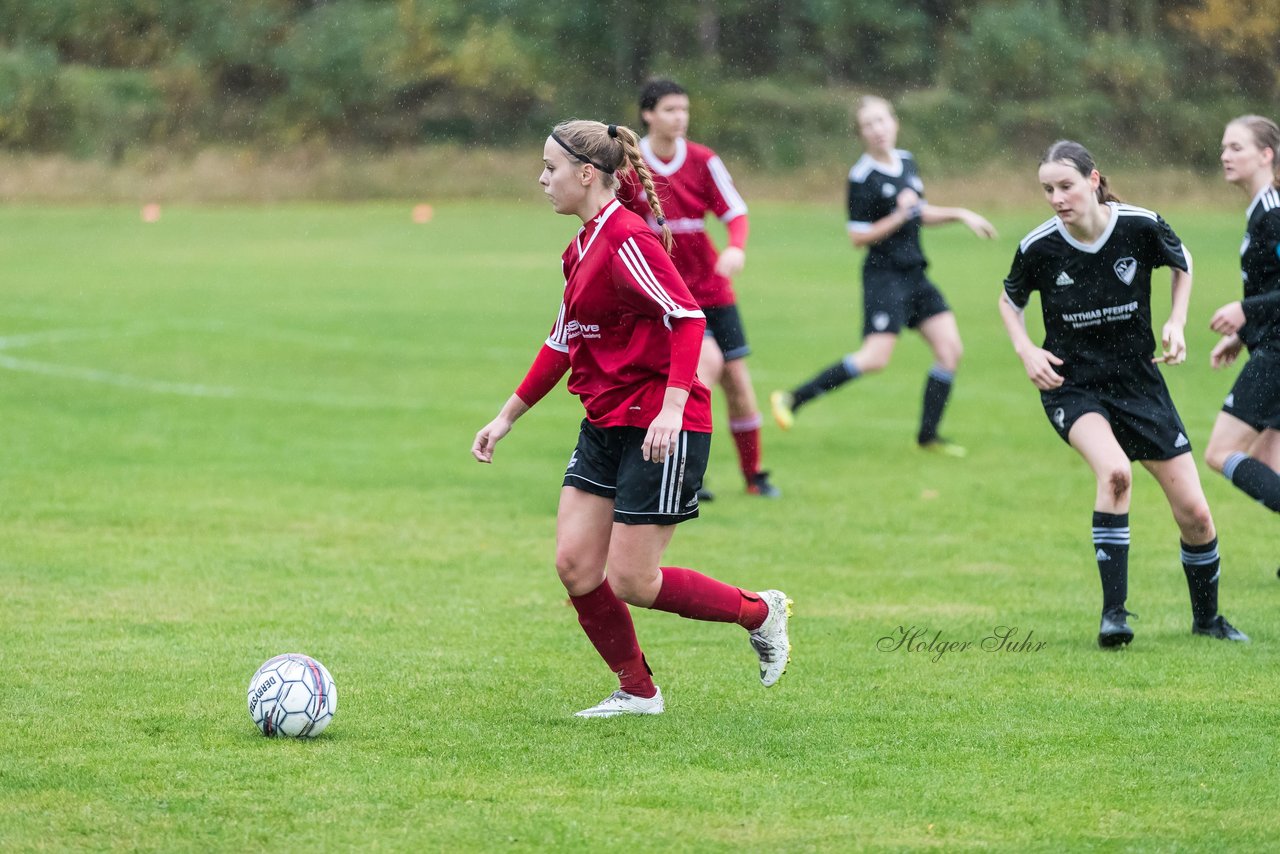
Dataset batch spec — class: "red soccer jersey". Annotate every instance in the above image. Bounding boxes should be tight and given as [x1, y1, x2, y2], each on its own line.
[542, 199, 713, 432]
[619, 137, 748, 308]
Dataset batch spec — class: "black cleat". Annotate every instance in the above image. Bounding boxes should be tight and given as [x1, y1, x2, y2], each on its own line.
[697, 486, 715, 503]
[1098, 607, 1136, 648]
[746, 471, 781, 498]
[1192, 615, 1249, 642]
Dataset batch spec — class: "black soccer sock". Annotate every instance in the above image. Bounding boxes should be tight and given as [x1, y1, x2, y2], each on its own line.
[791, 356, 861, 409]
[917, 364, 954, 445]
[1093, 511, 1130, 612]
[1222, 452, 1280, 512]
[1180, 538, 1220, 626]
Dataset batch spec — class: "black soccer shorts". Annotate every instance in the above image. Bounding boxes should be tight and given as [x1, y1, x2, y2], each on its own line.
[1040, 360, 1192, 461]
[702, 303, 751, 361]
[1222, 348, 1280, 432]
[562, 419, 711, 525]
[861, 267, 951, 337]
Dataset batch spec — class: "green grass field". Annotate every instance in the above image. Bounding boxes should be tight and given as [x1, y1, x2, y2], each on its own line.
[1, 200, 1276, 851]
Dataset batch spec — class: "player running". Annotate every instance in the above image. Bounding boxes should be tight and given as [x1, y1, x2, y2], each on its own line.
[472, 119, 791, 718]
[1204, 115, 1280, 552]
[998, 139, 1248, 648]
[619, 79, 779, 500]
[771, 95, 996, 455]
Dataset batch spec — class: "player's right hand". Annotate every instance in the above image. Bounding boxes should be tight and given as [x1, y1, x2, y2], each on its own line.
[1209, 334, 1243, 370]
[472, 418, 512, 463]
[1020, 347, 1065, 390]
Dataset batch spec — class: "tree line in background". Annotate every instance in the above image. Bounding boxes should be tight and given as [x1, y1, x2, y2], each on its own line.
[0, 0, 1275, 170]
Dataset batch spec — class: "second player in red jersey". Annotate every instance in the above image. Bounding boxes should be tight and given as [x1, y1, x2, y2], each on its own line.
[620, 79, 780, 500]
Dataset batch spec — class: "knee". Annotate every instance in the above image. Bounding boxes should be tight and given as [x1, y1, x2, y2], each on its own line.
[1104, 466, 1132, 502]
[555, 549, 604, 596]
[1181, 503, 1216, 542]
[1203, 443, 1230, 474]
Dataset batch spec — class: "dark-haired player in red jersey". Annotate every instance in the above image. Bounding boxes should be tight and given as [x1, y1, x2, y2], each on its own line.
[618, 79, 780, 500]
[472, 118, 790, 718]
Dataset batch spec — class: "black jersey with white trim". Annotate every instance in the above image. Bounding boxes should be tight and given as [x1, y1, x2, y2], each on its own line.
[847, 150, 926, 271]
[1239, 185, 1280, 352]
[1003, 203, 1189, 371]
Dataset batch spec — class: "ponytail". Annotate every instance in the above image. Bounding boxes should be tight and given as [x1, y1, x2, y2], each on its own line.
[611, 124, 673, 251]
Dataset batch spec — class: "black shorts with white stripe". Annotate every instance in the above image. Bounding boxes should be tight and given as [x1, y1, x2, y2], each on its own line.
[563, 419, 711, 525]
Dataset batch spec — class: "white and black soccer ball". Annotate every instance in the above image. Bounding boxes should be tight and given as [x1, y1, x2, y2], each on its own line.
[247, 653, 337, 737]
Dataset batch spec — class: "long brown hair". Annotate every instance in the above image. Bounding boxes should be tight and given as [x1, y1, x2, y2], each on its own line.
[551, 119, 673, 250]
[1041, 140, 1121, 204]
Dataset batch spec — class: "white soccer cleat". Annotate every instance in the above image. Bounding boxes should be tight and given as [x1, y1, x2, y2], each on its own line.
[574, 687, 665, 718]
[749, 590, 792, 687]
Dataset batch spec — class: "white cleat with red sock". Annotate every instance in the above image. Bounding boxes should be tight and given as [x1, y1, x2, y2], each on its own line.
[574, 687, 665, 718]
[750, 590, 792, 687]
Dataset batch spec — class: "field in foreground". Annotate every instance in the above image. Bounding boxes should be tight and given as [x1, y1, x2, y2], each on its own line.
[1, 201, 1275, 851]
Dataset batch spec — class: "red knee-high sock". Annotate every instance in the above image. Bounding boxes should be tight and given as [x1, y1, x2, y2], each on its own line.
[569, 581, 656, 698]
[651, 566, 767, 630]
[731, 414, 763, 482]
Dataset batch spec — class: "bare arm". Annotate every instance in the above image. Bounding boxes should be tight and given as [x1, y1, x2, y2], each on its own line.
[472, 394, 532, 464]
[1155, 260, 1191, 365]
[998, 293, 1064, 390]
[920, 205, 998, 239]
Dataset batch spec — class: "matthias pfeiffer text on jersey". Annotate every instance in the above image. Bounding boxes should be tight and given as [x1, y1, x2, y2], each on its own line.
[877, 626, 1048, 663]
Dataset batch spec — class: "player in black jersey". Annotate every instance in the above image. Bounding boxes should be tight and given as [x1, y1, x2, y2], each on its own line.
[1204, 116, 1280, 546]
[998, 140, 1248, 648]
[770, 96, 996, 456]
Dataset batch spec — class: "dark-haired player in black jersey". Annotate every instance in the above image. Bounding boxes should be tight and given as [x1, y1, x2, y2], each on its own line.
[998, 140, 1248, 648]
[1204, 116, 1280, 564]
[771, 95, 996, 456]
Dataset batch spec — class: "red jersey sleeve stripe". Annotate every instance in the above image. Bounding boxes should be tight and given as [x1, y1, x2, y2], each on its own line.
[545, 301, 569, 352]
[618, 237, 683, 314]
[708, 155, 748, 221]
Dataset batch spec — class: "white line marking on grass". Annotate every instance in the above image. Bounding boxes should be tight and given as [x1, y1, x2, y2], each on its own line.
[0, 323, 426, 410]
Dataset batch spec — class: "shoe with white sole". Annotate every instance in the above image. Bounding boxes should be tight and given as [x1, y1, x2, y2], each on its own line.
[574, 687, 665, 718]
[749, 590, 792, 686]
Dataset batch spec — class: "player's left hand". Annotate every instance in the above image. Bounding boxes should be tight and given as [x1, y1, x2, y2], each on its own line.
[642, 406, 684, 463]
[1154, 322, 1186, 365]
[964, 211, 998, 239]
[1209, 301, 1246, 336]
[715, 246, 745, 278]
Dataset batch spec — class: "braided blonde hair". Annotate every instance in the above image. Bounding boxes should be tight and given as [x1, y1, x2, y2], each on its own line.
[551, 119, 673, 251]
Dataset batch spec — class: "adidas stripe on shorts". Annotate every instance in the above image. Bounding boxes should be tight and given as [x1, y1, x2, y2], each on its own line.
[1222, 348, 1280, 432]
[563, 419, 711, 525]
[1039, 358, 1192, 461]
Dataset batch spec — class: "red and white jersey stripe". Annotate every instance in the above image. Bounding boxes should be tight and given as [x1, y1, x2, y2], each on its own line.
[542, 199, 712, 431]
[618, 137, 747, 308]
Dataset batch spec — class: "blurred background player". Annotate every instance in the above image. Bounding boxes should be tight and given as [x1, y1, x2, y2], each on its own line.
[472, 119, 790, 718]
[619, 79, 780, 500]
[771, 95, 996, 455]
[1204, 116, 1280, 566]
[998, 139, 1247, 648]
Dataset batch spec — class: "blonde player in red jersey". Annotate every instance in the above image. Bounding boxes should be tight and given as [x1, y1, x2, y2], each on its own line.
[619, 79, 780, 500]
[472, 119, 791, 718]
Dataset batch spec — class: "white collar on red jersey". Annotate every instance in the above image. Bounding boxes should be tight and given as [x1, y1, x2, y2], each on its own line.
[640, 136, 687, 176]
[576, 199, 622, 260]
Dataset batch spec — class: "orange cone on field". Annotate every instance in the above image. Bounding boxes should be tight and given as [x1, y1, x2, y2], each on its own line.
[141, 203, 162, 223]
[412, 203, 434, 224]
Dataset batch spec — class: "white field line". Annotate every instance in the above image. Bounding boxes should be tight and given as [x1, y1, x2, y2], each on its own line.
[0, 323, 425, 410]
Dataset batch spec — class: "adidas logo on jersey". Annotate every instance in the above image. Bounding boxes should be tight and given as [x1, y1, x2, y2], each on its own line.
[1225, 393, 1235, 408]
[1114, 256, 1138, 285]
[1174, 432, 1188, 448]
[1055, 270, 1074, 287]
[1096, 548, 1111, 561]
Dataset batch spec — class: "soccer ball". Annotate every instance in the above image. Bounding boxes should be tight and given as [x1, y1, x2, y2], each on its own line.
[247, 653, 337, 737]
